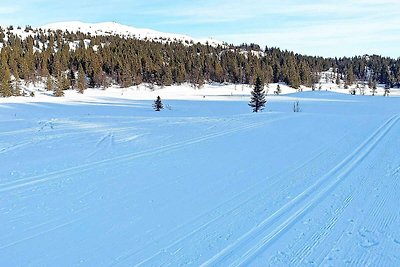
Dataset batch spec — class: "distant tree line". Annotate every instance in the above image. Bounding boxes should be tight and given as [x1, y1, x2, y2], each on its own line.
[0, 26, 400, 97]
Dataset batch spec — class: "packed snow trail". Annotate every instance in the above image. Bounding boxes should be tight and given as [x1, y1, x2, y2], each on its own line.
[1, 92, 400, 266]
[201, 115, 399, 266]
[0, 115, 292, 194]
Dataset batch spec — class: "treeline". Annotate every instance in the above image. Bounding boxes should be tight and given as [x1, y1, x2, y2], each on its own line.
[0, 26, 400, 97]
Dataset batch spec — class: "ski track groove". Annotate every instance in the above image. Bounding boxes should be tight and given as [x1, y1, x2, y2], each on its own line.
[0, 206, 90, 248]
[200, 114, 399, 267]
[119, 146, 329, 267]
[3, 110, 398, 266]
[113, 120, 366, 266]
[0, 115, 293, 193]
[296, 172, 369, 266]
[290, 193, 355, 265]
[0, 114, 264, 156]
[392, 166, 400, 176]
[293, 155, 378, 266]
[319, 219, 357, 265]
[0, 216, 84, 250]
[335, 164, 399, 266]
[0, 124, 119, 155]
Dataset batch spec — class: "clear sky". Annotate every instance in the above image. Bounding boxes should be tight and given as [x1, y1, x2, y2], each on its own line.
[1, 0, 399, 58]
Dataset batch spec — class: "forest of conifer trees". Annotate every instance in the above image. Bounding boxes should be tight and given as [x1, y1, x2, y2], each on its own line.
[0, 26, 400, 97]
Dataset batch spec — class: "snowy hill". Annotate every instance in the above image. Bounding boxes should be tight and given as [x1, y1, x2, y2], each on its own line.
[0, 22, 398, 101]
[40, 21, 223, 46]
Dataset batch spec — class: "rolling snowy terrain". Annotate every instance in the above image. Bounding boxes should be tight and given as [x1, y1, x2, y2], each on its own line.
[1, 21, 223, 47]
[1, 90, 400, 266]
[41, 21, 223, 46]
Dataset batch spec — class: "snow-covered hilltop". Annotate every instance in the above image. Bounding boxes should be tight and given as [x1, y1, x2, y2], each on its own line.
[40, 21, 223, 46]
[0, 21, 399, 101]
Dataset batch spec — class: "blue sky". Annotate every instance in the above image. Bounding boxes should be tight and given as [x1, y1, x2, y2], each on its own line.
[1, 0, 400, 58]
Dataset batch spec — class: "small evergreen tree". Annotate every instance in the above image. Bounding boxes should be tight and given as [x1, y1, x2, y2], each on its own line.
[249, 76, 266, 112]
[384, 83, 390, 96]
[121, 64, 132, 88]
[77, 65, 87, 94]
[46, 74, 53, 91]
[68, 69, 76, 88]
[161, 65, 173, 86]
[13, 78, 21, 96]
[275, 84, 281, 95]
[368, 78, 373, 89]
[0, 67, 12, 97]
[53, 76, 65, 97]
[335, 75, 340, 86]
[346, 67, 355, 86]
[372, 80, 377, 96]
[153, 96, 163, 111]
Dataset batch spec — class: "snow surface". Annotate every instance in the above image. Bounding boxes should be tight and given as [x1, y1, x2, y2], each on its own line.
[2, 82, 399, 107]
[1, 88, 400, 266]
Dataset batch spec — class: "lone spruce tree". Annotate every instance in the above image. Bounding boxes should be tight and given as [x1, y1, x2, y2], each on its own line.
[46, 74, 53, 91]
[0, 67, 13, 97]
[77, 65, 87, 94]
[153, 96, 163, 111]
[249, 76, 266, 112]
[53, 76, 65, 97]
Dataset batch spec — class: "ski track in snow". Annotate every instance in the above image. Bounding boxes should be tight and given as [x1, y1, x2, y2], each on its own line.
[113, 119, 367, 266]
[200, 115, 399, 267]
[120, 147, 329, 267]
[0, 115, 292, 193]
[1, 93, 400, 266]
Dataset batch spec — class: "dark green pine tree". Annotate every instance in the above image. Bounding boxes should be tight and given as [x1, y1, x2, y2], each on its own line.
[368, 78, 373, 89]
[53, 76, 65, 97]
[121, 64, 132, 88]
[336, 74, 341, 86]
[46, 74, 53, 91]
[249, 76, 266, 112]
[384, 83, 390, 96]
[161, 65, 173, 87]
[77, 65, 87, 94]
[153, 96, 163, 111]
[276, 84, 281, 94]
[345, 66, 355, 86]
[68, 69, 76, 88]
[13, 77, 21, 96]
[0, 67, 13, 97]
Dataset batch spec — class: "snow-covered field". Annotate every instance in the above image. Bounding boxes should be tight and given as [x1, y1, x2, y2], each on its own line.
[1, 89, 400, 266]
[4, 81, 400, 104]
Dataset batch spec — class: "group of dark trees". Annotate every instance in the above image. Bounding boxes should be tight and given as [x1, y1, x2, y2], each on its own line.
[0, 26, 400, 98]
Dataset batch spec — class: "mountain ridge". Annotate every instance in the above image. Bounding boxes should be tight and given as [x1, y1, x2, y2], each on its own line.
[39, 21, 223, 46]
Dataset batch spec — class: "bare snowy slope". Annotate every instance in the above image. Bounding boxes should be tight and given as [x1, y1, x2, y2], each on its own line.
[40, 21, 223, 46]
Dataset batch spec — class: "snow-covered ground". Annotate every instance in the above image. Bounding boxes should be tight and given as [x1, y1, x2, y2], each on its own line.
[2, 82, 400, 105]
[1, 89, 400, 266]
